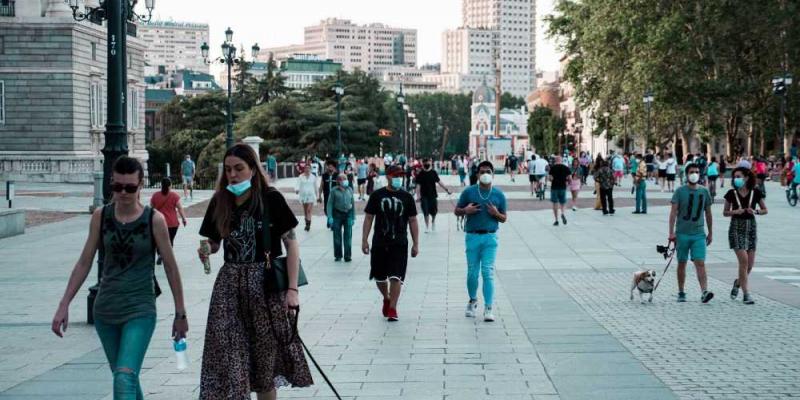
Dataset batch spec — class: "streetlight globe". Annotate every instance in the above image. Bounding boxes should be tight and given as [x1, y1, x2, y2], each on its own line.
[603, 111, 610, 118]
[145, 0, 155, 11]
[221, 43, 229, 58]
[251, 43, 260, 59]
[397, 95, 405, 104]
[404, 105, 410, 111]
[69, 0, 79, 8]
[787, 76, 793, 86]
[225, 27, 233, 43]
[200, 42, 209, 59]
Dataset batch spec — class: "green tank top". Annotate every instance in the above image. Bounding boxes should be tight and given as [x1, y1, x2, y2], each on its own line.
[93, 205, 157, 324]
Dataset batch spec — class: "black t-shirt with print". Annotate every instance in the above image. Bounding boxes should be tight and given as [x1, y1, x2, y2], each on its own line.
[549, 164, 572, 190]
[364, 187, 417, 247]
[723, 188, 764, 221]
[321, 172, 337, 197]
[199, 188, 298, 262]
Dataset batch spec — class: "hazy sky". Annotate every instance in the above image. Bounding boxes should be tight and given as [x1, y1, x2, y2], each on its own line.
[147, 0, 562, 71]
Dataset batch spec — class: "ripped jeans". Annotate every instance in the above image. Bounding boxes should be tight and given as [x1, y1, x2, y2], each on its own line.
[95, 316, 156, 400]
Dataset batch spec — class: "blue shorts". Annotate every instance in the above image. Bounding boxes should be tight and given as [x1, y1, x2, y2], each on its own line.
[550, 189, 567, 204]
[676, 233, 707, 263]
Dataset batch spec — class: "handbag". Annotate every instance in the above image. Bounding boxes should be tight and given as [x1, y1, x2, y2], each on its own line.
[260, 188, 309, 293]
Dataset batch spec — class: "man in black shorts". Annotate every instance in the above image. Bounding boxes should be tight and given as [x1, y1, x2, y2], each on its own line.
[362, 165, 420, 321]
[415, 158, 451, 233]
[645, 150, 656, 181]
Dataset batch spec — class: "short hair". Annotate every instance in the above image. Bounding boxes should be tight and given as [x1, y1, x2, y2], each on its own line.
[685, 163, 700, 174]
[478, 161, 494, 171]
[112, 156, 144, 182]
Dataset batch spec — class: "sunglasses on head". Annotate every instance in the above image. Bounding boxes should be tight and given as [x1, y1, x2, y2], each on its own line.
[111, 183, 139, 193]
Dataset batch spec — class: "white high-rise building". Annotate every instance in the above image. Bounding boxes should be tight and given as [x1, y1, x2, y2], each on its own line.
[438, 0, 536, 98]
[260, 18, 417, 73]
[138, 20, 210, 75]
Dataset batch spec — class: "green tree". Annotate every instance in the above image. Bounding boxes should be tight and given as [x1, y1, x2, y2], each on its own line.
[527, 106, 563, 155]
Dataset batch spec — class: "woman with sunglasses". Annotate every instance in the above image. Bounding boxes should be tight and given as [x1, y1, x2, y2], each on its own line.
[723, 167, 768, 305]
[197, 144, 312, 400]
[52, 156, 188, 399]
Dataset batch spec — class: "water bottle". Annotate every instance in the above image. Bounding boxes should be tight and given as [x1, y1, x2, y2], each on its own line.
[174, 338, 188, 370]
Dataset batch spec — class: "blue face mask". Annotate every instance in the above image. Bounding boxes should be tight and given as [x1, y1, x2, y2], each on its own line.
[226, 179, 252, 197]
[733, 177, 745, 189]
[391, 177, 403, 189]
[340, 180, 349, 188]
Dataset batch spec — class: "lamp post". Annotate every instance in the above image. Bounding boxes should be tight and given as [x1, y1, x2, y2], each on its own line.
[408, 113, 416, 158]
[603, 111, 611, 155]
[574, 121, 583, 153]
[201, 29, 260, 149]
[619, 103, 630, 153]
[66, 0, 154, 325]
[333, 80, 344, 157]
[772, 73, 793, 155]
[396, 82, 405, 155]
[643, 91, 654, 154]
[403, 104, 410, 157]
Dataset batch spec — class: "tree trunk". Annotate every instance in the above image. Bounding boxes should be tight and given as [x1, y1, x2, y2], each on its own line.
[439, 126, 450, 162]
[746, 120, 754, 157]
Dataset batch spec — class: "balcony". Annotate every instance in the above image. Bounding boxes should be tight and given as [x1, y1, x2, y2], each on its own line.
[0, 0, 14, 17]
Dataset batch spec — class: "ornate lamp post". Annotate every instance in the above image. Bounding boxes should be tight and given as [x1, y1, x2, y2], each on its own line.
[772, 73, 793, 154]
[643, 91, 655, 153]
[619, 103, 630, 153]
[201, 29, 260, 149]
[603, 111, 611, 155]
[396, 82, 405, 155]
[333, 81, 344, 158]
[403, 104, 410, 156]
[65, 0, 154, 325]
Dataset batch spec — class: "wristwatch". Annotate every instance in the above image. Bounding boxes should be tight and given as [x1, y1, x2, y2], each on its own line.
[174, 312, 187, 320]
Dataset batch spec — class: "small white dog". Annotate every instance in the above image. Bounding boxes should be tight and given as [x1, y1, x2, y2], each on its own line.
[630, 270, 656, 303]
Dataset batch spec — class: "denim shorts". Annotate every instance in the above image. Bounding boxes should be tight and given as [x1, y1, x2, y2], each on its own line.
[550, 189, 567, 204]
[676, 233, 707, 263]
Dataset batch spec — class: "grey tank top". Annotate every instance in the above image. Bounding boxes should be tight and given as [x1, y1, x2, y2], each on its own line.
[93, 205, 157, 324]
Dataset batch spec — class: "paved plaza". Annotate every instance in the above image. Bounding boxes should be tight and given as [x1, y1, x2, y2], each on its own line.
[0, 175, 798, 399]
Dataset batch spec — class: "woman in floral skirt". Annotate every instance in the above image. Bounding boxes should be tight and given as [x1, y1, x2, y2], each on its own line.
[198, 144, 312, 400]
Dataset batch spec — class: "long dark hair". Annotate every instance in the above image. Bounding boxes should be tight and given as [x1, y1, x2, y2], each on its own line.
[160, 177, 172, 195]
[732, 166, 756, 190]
[212, 144, 271, 238]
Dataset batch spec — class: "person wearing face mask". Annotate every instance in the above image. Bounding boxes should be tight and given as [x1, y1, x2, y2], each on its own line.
[327, 173, 356, 262]
[455, 161, 507, 322]
[415, 157, 452, 233]
[362, 165, 420, 321]
[198, 145, 312, 399]
[668, 163, 715, 303]
[723, 167, 768, 304]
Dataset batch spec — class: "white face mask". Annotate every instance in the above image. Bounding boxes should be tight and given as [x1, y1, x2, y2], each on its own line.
[688, 173, 700, 184]
[479, 173, 493, 185]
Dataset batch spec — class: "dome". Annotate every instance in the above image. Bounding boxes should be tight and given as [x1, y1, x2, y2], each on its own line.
[473, 76, 495, 104]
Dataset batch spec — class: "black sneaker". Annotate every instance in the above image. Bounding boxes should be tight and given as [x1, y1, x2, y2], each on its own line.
[553, 221, 559, 226]
[730, 279, 740, 300]
[335, 258, 342, 262]
[632, 211, 642, 214]
[677, 292, 687, 302]
[344, 258, 352, 262]
[742, 293, 755, 305]
[561, 215, 567, 225]
[701, 290, 714, 303]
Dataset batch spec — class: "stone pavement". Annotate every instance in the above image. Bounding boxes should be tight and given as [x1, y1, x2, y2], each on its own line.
[0, 176, 798, 399]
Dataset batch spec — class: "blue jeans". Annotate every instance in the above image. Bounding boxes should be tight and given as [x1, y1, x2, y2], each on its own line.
[635, 180, 647, 212]
[94, 316, 156, 400]
[331, 211, 353, 260]
[465, 233, 498, 307]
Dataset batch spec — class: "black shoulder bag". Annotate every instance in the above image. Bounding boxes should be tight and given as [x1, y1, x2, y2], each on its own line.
[260, 188, 308, 293]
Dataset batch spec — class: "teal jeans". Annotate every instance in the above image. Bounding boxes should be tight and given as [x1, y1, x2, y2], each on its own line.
[331, 211, 353, 260]
[465, 233, 498, 306]
[635, 180, 647, 212]
[95, 316, 156, 400]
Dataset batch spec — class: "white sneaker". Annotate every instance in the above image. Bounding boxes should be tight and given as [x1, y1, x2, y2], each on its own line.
[424, 226, 430, 234]
[465, 301, 478, 318]
[483, 307, 495, 322]
[431, 222, 436, 232]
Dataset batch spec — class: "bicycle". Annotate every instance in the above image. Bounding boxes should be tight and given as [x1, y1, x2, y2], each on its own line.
[536, 180, 547, 201]
[787, 184, 798, 207]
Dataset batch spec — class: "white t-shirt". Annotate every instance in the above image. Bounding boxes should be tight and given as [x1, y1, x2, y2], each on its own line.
[657, 160, 667, 171]
[527, 160, 536, 174]
[533, 158, 549, 175]
[665, 158, 677, 174]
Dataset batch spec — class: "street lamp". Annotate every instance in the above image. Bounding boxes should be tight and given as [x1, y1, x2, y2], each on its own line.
[396, 80, 405, 156]
[66, 0, 154, 325]
[619, 103, 630, 153]
[201, 28, 259, 149]
[603, 111, 611, 155]
[643, 91, 654, 153]
[333, 80, 345, 157]
[772, 73, 793, 154]
[403, 105, 410, 156]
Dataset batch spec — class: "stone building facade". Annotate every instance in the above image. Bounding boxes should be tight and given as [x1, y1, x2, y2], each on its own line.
[0, 0, 147, 183]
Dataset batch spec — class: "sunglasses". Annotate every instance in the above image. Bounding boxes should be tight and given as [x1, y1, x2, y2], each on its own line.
[111, 183, 140, 193]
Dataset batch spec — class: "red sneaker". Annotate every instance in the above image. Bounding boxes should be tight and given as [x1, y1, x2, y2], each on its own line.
[382, 299, 390, 317]
[387, 308, 399, 322]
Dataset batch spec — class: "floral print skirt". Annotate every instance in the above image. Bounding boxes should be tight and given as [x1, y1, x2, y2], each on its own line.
[728, 218, 757, 251]
[200, 262, 313, 399]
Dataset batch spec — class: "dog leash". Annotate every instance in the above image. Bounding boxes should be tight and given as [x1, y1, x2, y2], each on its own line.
[288, 306, 343, 399]
[652, 242, 676, 294]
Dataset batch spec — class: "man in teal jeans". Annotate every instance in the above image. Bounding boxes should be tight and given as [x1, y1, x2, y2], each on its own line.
[327, 173, 355, 262]
[455, 161, 507, 322]
[669, 163, 714, 303]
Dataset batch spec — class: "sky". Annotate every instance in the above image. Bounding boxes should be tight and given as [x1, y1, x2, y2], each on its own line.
[146, 0, 562, 72]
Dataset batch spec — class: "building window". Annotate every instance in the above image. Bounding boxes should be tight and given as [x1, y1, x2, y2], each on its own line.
[90, 82, 103, 129]
[91, 42, 97, 61]
[128, 88, 139, 129]
[0, 81, 4, 125]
